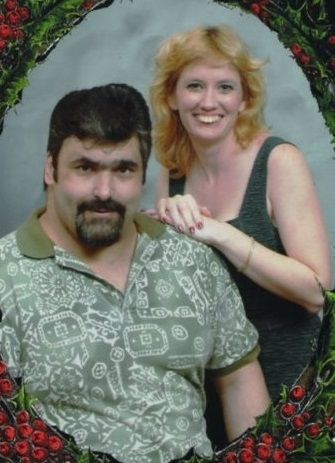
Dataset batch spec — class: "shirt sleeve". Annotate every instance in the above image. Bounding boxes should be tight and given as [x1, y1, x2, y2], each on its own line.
[0, 269, 23, 380]
[205, 251, 260, 374]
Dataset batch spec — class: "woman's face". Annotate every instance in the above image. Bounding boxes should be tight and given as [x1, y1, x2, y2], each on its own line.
[169, 56, 246, 146]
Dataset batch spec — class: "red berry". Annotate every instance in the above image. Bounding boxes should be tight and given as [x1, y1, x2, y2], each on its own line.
[291, 414, 305, 430]
[281, 402, 298, 418]
[328, 36, 335, 46]
[3, 425, 17, 441]
[14, 440, 31, 457]
[18, 7, 30, 22]
[305, 422, 321, 438]
[259, 10, 270, 22]
[290, 385, 306, 402]
[32, 446, 49, 462]
[5, 0, 18, 11]
[0, 378, 15, 396]
[290, 43, 303, 57]
[260, 432, 274, 446]
[0, 410, 10, 425]
[0, 24, 13, 40]
[12, 27, 25, 41]
[281, 436, 296, 452]
[324, 416, 334, 427]
[32, 418, 48, 431]
[250, 3, 262, 15]
[241, 436, 256, 449]
[0, 360, 8, 376]
[302, 411, 312, 422]
[238, 448, 255, 463]
[18, 423, 34, 439]
[271, 448, 288, 463]
[48, 435, 64, 453]
[6, 11, 21, 26]
[32, 430, 49, 447]
[256, 443, 271, 461]
[223, 451, 238, 463]
[21, 458, 32, 463]
[0, 441, 11, 457]
[299, 53, 311, 66]
[83, 0, 95, 10]
[16, 410, 30, 424]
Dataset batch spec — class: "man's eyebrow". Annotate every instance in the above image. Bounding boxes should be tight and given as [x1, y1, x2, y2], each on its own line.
[70, 157, 140, 168]
[114, 159, 140, 168]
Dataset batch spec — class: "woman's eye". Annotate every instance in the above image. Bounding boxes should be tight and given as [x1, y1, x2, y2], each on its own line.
[218, 83, 234, 92]
[186, 82, 202, 90]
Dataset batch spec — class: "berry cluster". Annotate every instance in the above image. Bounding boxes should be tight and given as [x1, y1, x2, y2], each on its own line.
[221, 432, 289, 463]
[0, 0, 30, 55]
[219, 383, 335, 463]
[0, 360, 73, 463]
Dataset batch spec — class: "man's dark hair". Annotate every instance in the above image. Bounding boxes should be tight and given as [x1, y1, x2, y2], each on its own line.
[47, 83, 152, 182]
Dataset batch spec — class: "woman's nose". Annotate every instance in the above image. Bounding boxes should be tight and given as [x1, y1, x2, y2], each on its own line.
[200, 87, 217, 109]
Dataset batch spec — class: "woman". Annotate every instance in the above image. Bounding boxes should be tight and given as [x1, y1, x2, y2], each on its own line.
[150, 24, 333, 405]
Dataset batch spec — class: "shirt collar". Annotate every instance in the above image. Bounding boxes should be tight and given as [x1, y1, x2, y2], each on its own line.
[16, 207, 166, 259]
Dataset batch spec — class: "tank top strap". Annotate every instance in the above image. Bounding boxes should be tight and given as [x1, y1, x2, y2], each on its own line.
[238, 136, 289, 218]
[169, 176, 186, 196]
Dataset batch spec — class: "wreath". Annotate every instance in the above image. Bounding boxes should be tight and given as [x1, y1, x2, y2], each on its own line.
[0, 1, 335, 462]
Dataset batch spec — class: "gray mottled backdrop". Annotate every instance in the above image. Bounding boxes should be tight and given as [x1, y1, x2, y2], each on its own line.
[0, 0, 334, 270]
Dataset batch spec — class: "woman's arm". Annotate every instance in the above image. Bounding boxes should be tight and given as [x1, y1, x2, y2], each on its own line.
[155, 146, 333, 313]
[213, 360, 270, 442]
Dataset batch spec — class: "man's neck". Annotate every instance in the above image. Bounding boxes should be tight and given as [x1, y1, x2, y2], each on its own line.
[39, 211, 139, 292]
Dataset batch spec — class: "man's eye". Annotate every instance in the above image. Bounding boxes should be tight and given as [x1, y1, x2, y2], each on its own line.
[117, 166, 133, 175]
[77, 164, 94, 173]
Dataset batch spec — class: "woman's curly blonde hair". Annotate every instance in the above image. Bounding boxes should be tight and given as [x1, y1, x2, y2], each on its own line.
[150, 24, 267, 177]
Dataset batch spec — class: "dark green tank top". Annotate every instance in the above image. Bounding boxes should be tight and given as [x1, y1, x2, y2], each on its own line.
[169, 136, 316, 330]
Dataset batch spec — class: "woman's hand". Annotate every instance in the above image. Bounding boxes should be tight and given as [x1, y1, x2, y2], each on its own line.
[157, 194, 211, 234]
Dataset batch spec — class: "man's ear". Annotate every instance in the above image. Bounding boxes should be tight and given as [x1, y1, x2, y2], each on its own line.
[44, 154, 55, 186]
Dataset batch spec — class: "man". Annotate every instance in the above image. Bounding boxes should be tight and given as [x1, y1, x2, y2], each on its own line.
[0, 84, 269, 463]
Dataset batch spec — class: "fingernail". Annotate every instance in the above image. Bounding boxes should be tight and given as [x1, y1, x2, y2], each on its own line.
[197, 221, 204, 229]
[178, 225, 184, 233]
[189, 226, 195, 235]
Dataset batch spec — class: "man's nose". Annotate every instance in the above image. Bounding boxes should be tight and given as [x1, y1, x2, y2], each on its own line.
[93, 171, 114, 199]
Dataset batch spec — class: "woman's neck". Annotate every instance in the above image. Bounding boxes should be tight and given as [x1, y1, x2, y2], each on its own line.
[190, 134, 242, 181]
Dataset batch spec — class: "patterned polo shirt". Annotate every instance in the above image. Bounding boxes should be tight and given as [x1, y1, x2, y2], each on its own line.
[0, 209, 259, 463]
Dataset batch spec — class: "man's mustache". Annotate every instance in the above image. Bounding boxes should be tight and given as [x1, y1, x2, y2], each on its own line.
[77, 199, 126, 216]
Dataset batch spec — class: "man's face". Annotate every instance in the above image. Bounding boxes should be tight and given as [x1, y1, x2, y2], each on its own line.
[44, 136, 144, 249]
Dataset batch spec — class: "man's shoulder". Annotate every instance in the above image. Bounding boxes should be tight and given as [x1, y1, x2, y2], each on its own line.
[0, 230, 17, 244]
[0, 230, 20, 264]
[157, 222, 227, 270]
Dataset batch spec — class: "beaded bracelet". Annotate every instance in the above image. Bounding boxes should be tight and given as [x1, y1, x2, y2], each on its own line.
[238, 237, 255, 273]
